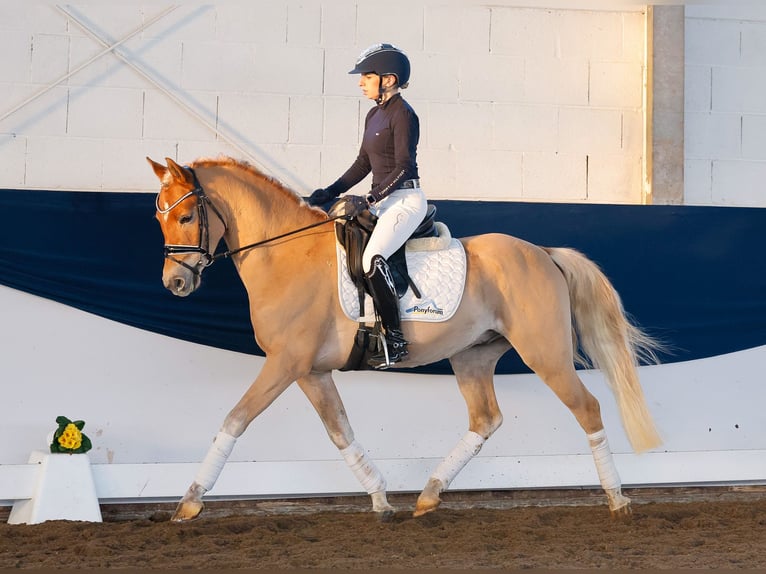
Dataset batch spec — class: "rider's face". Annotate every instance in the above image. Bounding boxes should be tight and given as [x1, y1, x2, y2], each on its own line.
[359, 73, 380, 100]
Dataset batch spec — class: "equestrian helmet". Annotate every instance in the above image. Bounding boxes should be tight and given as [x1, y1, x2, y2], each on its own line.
[349, 43, 411, 87]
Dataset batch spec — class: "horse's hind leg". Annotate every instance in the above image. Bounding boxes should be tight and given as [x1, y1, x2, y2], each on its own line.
[414, 339, 508, 518]
[296, 371, 395, 520]
[544, 369, 631, 515]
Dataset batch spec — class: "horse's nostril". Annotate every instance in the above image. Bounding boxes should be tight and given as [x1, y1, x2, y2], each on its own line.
[173, 277, 185, 292]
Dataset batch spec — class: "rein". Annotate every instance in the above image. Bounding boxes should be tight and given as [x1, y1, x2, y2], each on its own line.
[157, 166, 345, 276]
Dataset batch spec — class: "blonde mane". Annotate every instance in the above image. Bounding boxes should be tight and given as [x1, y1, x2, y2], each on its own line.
[189, 156, 321, 214]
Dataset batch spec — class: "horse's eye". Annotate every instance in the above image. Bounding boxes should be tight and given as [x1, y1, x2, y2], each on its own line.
[179, 214, 194, 225]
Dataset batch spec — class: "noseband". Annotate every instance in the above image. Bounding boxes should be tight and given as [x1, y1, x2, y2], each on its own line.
[155, 167, 227, 277]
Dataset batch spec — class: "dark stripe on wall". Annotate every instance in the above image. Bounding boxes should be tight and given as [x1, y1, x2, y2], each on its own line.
[1, 189, 764, 375]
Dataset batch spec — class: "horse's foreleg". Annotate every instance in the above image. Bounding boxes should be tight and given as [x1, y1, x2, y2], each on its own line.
[172, 359, 298, 522]
[415, 342, 506, 518]
[297, 372, 394, 520]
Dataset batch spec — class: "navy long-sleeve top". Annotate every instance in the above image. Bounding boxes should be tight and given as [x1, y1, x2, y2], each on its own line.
[326, 93, 420, 202]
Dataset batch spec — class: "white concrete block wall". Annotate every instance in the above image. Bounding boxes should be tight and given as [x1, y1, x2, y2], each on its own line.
[0, 2, 646, 203]
[685, 6, 766, 207]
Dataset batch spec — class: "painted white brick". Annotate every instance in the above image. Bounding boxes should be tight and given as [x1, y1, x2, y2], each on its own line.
[492, 104, 557, 152]
[557, 10, 624, 61]
[456, 149, 523, 200]
[459, 54, 524, 102]
[317, 144, 367, 190]
[319, 3, 356, 47]
[177, 139, 250, 167]
[524, 57, 589, 106]
[30, 34, 69, 85]
[558, 107, 623, 154]
[181, 41, 257, 93]
[356, 3, 424, 51]
[100, 138, 175, 192]
[288, 96, 323, 145]
[589, 61, 643, 108]
[217, 93, 289, 145]
[622, 109, 644, 155]
[712, 160, 766, 206]
[324, 97, 360, 147]
[251, 45, 324, 96]
[287, 2, 320, 46]
[686, 5, 766, 20]
[622, 11, 647, 64]
[685, 112, 741, 159]
[142, 89, 217, 142]
[0, 30, 31, 83]
[260, 143, 319, 193]
[685, 65, 712, 112]
[586, 154, 642, 204]
[424, 5, 489, 55]
[742, 114, 766, 161]
[0, 134, 26, 187]
[491, 8, 556, 58]
[522, 152, 586, 201]
[61, 5, 144, 44]
[417, 148, 457, 198]
[741, 22, 766, 67]
[26, 136, 105, 190]
[428, 102, 492, 152]
[0, 84, 68, 137]
[323, 47, 367, 97]
[712, 66, 766, 113]
[408, 53, 459, 103]
[0, 5, 67, 33]
[683, 159, 713, 205]
[67, 86, 144, 139]
[142, 5, 217, 42]
[685, 18, 741, 67]
[215, 4, 287, 44]
[68, 33, 183, 90]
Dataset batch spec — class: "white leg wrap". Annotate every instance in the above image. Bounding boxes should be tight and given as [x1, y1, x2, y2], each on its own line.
[340, 440, 386, 494]
[431, 431, 485, 489]
[195, 431, 237, 491]
[588, 429, 621, 492]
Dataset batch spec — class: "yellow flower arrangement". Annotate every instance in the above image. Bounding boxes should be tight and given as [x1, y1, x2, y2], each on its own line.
[50, 416, 92, 454]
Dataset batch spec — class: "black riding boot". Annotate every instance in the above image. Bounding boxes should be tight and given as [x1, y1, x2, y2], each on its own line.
[365, 255, 409, 369]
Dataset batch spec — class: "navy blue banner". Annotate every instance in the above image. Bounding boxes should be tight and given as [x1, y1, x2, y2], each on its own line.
[1, 189, 764, 375]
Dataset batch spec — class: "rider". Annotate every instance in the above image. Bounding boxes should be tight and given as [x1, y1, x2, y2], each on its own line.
[308, 43, 427, 369]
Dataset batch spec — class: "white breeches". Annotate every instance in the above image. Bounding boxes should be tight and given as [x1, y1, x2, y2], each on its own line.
[362, 187, 428, 273]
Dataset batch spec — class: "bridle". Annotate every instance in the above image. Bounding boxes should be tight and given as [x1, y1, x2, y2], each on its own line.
[156, 166, 346, 278]
[155, 168, 227, 277]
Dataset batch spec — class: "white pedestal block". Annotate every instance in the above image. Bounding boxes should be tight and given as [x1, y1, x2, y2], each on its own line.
[8, 451, 102, 524]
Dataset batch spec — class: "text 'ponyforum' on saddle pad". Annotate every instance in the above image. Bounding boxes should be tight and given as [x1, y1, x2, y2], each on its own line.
[337, 231, 467, 323]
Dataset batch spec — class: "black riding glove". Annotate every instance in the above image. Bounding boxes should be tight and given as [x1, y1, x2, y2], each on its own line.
[307, 188, 336, 206]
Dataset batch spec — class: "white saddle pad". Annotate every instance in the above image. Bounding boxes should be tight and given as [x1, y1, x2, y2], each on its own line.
[337, 223, 467, 323]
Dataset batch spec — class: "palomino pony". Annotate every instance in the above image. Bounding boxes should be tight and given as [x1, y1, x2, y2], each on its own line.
[148, 156, 661, 523]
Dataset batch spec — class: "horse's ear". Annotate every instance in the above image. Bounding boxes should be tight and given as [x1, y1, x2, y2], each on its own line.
[146, 156, 167, 181]
[165, 157, 194, 186]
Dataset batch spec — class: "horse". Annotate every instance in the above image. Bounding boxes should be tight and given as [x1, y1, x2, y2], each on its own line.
[147, 155, 662, 523]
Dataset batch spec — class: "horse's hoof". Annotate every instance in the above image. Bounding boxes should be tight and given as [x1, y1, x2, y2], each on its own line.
[378, 509, 395, 523]
[609, 502, 633, 521]
[171, 500, 204, 522]
[413, 497, 440, 518]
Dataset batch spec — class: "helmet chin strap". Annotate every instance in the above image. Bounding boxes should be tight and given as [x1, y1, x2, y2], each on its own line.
[375, 75, 397, 104]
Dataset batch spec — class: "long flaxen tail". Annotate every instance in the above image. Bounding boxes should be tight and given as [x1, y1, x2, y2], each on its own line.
[545, 247, 663, 453]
